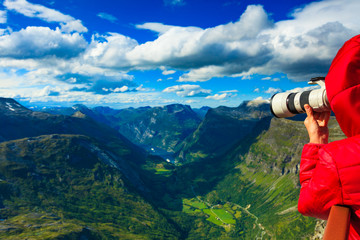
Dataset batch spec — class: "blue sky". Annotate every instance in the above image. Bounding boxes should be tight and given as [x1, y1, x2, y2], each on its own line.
[0, 0, 359, 108]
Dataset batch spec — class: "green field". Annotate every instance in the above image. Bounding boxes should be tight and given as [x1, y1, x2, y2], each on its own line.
[203, 209, 223, 226]
[155, 168, 172, 175]
[212, 208, 236, 224]
[182, 198, 241, 228]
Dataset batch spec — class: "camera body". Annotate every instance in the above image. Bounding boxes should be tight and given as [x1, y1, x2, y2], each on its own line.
[270, 77, 330, 118]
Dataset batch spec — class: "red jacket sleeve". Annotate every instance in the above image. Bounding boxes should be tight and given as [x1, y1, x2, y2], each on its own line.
[298, 143, 343, 220]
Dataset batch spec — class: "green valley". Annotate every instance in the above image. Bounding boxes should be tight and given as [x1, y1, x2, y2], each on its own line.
[0, 98, 345, 239]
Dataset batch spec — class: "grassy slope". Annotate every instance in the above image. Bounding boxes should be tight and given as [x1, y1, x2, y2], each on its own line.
[0, 135, 180, 239]
[208, 117, 345, 239]
[155, 116, 345, 239]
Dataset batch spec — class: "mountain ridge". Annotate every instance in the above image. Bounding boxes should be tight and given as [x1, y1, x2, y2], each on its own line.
[0, 97, 343, 239]
[38, 103, 204, 153]
[174, 101, 272, 163]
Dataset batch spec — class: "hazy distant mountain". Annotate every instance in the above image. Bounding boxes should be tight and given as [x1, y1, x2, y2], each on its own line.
[109, 104, 202, 152]
[193, 106, 211, 120]
[175, 101, 272, 163]
[0, 97, 147, 187]
[37, 104, 113, 125]
[39, 103, 203, 153]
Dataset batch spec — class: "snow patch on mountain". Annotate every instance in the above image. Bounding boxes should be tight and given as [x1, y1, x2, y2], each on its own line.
[6, 102, 15, 111]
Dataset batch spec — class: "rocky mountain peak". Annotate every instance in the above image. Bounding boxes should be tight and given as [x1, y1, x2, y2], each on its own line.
[72, 104, 89, 111]
[0, 98, 31, 115]
[72, 111, 88, 119]
[163, 104, 191, 113]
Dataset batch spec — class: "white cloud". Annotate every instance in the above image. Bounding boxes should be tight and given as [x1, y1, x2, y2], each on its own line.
[255, 0, 360, 80]
[136, 23, 175, 35]
[261, 76, 281, 81]
[247, 97, 269, 106]
[1, 0, 360, 106]
[4, 0, 72, 22]
[127, 5, 272, 73]
[84, 33, 138, 68]
[0, 68, 167, 106]
[40, 0, 359, 84]
[0, 67, 78, 100]
[219, 90, 238, 93]
[1, 88, 168, 107]
[127, 1, 360, 81]
[97, 12, 118, 23]
[4, 0, 87, 32]
[0, 26, 87, 59]
[60, 20, 88, 33]
[160, 66, 176, 75]
[136, 84, 154, 92]
[205, 93, 228, 100]
[97, 92, 174, 107]
[113, 86, 129, 92]
[254, 88, 260, 93]
[185, 99, 199, 104]
[0, 10, 7, 24]
[285, 85, 318, 93]
[178, 65, 229, 82]
[3, 0, 360, 80]
[264, 87, 281, 94]
[163, 84, 211, 97]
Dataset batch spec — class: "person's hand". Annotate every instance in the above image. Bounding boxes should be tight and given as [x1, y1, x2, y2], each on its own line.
[304, 104, 331, 144]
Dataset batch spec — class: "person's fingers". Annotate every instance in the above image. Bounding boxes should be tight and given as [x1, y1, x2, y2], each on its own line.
[314, 110, 330, 124]
[303, 105, 330, 144]
[317, 112, 325, 122]
[314, 111, 321, 119]
[304, 104, 313, 119]
[317, 114, 326, 127]
[304, 105, 315, 130]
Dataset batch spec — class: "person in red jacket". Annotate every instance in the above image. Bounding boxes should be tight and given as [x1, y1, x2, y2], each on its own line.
[298, 34, 360, 239]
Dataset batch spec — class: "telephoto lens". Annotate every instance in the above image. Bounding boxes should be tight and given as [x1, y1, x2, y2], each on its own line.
[270, 77, 330, 118]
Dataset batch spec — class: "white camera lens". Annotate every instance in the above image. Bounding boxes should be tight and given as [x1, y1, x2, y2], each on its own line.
[270, 79, 330, 118]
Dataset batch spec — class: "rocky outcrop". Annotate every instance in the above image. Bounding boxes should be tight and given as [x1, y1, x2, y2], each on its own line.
[311, 220, 326, 240]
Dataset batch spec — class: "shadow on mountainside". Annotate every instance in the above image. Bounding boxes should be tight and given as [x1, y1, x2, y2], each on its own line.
[146, 116, 273, 211]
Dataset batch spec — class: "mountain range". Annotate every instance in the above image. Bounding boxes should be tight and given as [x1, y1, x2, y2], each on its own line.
[38, 103, 203, 154]
[0, 97, 345, 239]
[175, 101, 271, 163]
[0, 98, 179, 239]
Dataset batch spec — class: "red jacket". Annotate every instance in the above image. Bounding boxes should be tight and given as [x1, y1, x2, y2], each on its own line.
[298, 35, 360, 239]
